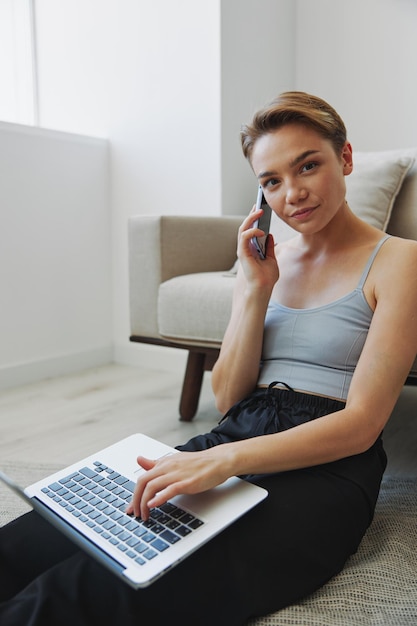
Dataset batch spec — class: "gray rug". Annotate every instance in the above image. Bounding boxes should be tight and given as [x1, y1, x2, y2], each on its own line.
[250, 477, 417, 626]
[1, 464, 416, 625]
[0, 462, 65, 527]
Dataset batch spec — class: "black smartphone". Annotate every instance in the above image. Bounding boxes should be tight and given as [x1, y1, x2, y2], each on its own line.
[251, 186, 272, 259]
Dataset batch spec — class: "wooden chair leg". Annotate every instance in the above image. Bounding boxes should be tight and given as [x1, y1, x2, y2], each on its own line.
[179, 351, 205, 421]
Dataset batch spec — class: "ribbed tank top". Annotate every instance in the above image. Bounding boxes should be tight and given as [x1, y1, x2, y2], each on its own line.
[257, 235, 390, 400]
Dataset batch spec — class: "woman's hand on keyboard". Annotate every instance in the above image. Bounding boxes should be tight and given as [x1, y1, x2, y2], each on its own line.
[125, 447, 233, 521]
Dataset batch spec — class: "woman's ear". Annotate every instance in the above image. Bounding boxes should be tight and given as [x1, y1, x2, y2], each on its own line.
[341, 142, 353, 176]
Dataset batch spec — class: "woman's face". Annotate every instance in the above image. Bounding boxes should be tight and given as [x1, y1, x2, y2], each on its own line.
[250, 123, 353, 234]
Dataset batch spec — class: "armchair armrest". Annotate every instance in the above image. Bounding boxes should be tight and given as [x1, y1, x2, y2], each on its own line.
[128, 215, 242, 339]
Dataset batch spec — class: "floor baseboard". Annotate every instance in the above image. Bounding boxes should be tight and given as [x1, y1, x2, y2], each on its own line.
[0, 346, 113, 391]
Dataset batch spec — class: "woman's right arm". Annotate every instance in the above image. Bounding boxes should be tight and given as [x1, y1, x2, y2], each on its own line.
[211, 210, 279, 413]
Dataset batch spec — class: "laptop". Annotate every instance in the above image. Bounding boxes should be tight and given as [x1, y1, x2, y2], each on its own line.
[0, 433, 268, 588]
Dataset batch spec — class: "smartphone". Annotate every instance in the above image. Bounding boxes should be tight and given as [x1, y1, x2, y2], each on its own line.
[251, 186, 272, 259]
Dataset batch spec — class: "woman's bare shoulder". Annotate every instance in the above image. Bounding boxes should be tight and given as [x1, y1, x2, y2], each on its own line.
[374, 235, 417, 291]
[382, 235, 417, 261]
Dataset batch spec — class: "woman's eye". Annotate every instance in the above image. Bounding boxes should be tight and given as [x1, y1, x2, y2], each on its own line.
[264, 178, 280, 188]
[301, 162, 317, 173]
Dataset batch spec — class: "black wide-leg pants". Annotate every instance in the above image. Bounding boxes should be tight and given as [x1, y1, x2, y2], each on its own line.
[0, 388, 387, 626]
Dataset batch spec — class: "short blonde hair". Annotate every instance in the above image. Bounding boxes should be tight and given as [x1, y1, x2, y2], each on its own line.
[241, 91, 347, 162]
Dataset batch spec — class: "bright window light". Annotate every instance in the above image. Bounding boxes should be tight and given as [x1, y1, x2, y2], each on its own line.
[0, 0, 37, 125]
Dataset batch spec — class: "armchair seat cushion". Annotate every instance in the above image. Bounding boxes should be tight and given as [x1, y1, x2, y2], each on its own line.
[158, 271, 235, 346]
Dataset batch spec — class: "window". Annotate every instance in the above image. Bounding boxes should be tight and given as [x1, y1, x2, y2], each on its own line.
[0, 0, 37, 125]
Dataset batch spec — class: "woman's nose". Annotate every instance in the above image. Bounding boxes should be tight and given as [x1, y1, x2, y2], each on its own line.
[286, 183, 307, 203]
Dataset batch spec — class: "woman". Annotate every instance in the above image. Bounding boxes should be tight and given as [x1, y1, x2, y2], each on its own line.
[2, 92, 417, 625]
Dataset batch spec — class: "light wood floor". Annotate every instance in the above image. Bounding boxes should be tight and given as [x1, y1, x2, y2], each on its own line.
[1, 363, 416, 477]
[0, 363, 221, 466]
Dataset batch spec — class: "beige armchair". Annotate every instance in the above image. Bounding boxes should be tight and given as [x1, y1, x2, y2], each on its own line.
[128, 148, 417, 421]
[128, 215, 242, 420]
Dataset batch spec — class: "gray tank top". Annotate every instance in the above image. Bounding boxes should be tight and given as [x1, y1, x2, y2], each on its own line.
[257, 236, 390, 400]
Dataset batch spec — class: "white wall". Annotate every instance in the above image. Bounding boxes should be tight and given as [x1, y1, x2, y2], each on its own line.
[34, 0, 223, 369]
[0, 122, 112, 388]
[220, 0, 295, 216]
[295, 0, 417, 150]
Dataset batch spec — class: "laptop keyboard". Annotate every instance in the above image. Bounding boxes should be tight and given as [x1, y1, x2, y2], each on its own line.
[41, 461, 204, 566]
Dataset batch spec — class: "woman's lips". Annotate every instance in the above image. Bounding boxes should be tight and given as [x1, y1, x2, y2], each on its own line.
[290, 206, 318, 221]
